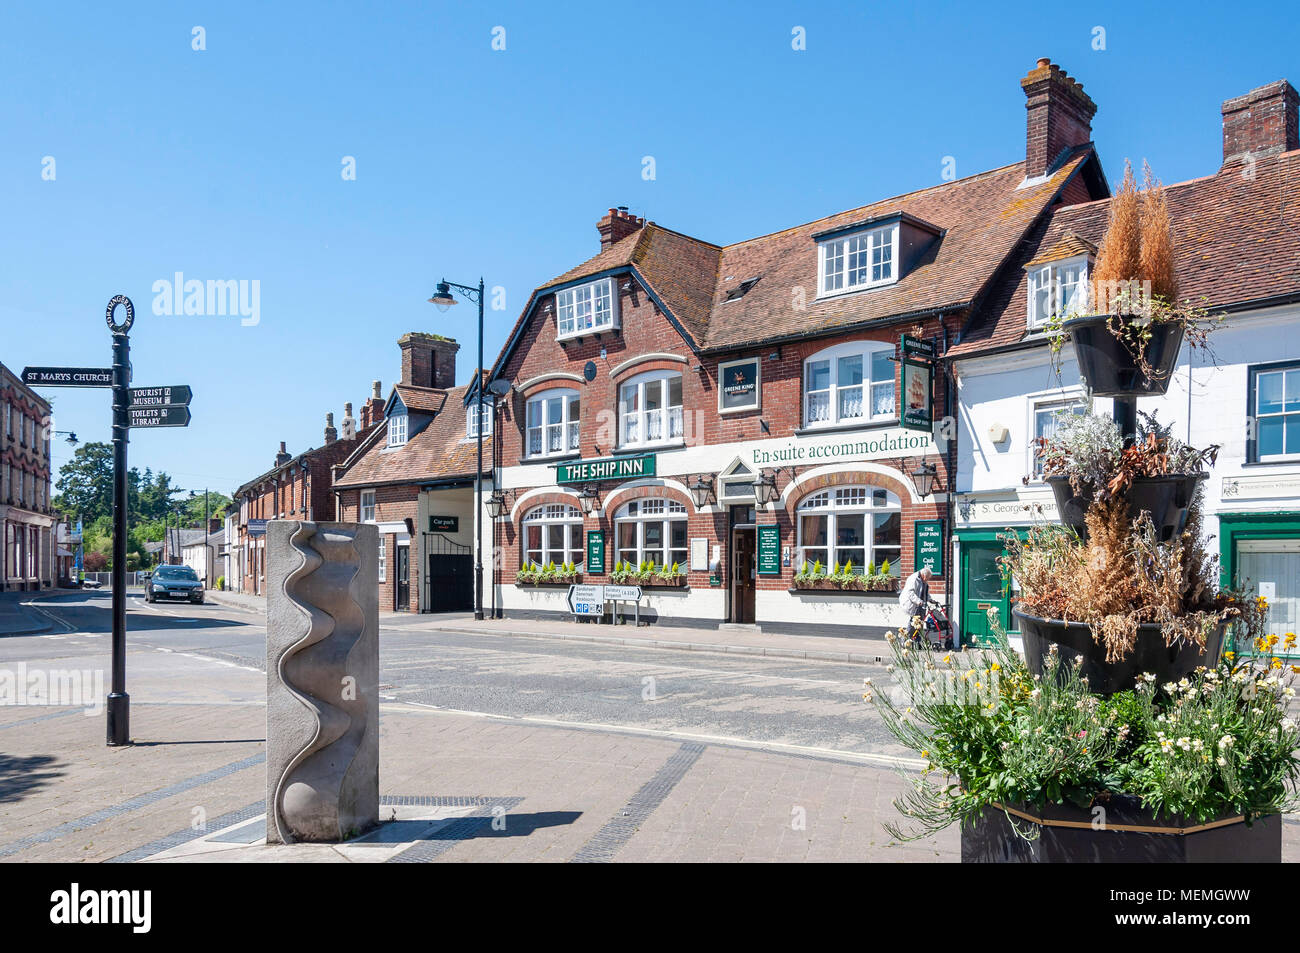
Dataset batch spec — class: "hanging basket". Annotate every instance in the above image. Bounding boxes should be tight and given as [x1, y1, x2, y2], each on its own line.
[1047, 473, 1207, 543]
[1064, 315, 1185, 397]
[1013, 606, 1226, 695]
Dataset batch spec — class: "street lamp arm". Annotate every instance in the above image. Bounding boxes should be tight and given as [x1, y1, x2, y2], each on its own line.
[439, 278, 485, 304]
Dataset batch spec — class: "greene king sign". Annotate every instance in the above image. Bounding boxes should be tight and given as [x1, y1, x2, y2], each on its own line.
[556, 454, 656, 485]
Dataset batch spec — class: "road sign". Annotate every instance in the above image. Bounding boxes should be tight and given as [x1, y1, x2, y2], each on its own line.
[603, 585, 642, 602]
[128, 385, 192, 407]
[22, 366, 113, 388]
[128, 405, 191, 429]
[567, 584, 606, 616]
[247, 519, 269, 537]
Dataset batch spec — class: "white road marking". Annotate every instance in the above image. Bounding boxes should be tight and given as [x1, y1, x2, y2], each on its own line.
[381, 700, 925, 770]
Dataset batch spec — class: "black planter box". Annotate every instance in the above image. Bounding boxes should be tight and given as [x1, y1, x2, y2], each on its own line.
[1014, 606, 1225, 695]
[1048, 473, 1206, 543]
[962, 800, 1280, 863]
[1065, 315, 1185, 397]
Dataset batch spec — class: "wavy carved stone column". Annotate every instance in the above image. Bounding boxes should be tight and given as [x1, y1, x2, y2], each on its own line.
[266, 521, 379, 843]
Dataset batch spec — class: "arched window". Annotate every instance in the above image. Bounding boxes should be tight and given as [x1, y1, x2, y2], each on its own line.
[522, 503, 584, 567]
[619, 370, 683, 449]
[614, 498, 688, 569]
[797, 486, 901, 574]
[802, 341, 896, 429]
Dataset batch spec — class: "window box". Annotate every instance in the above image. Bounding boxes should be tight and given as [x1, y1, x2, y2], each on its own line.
[514, 576, 582, 589]
[791, 577, 900, 593]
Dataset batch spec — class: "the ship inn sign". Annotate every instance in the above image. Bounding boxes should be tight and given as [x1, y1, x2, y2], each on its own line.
[749, 426, 936, 468]
[555, 453, 656, 485]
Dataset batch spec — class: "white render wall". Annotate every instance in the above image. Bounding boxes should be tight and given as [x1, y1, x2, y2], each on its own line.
[955, 305, 1300, 520]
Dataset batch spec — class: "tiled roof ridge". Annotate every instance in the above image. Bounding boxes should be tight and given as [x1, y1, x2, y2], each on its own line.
[720, 159, 1028, 251]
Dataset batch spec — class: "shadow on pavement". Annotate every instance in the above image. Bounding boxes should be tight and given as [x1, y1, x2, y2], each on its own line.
[0, 752, 64, 803]
[132, 739, 266, 747]
[464, 810, 583, 838]
[4, 591, 259, 636]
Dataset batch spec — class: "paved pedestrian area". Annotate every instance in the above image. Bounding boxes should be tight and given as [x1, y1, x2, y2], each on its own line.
[0, 700, 954, 863]
[206, 589, 896, 663]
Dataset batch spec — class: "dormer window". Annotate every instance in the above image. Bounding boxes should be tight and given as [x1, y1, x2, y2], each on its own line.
[818, 223, 898, 297]
[466, 401, 492, 439]
[556, 277, 618, 340]
[1026, 256, 1089, 329]
[386, 412, 408, 447]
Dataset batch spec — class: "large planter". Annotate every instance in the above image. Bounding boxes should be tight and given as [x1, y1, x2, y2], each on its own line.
[1064, 315, 1185, 397]
[1013, 606, 1226, 695]
[962, 799, 1280, 863]
[1047, 473, 1207, 543]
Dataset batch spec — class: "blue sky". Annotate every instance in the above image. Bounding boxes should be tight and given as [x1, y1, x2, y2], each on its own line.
[3, 1, 1296, 499]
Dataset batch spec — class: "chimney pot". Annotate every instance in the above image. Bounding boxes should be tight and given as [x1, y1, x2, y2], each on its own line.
[597, 206, 644, 250]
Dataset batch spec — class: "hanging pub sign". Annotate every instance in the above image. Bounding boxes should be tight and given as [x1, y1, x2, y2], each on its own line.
[586, 529, 605, 575]
[556, 453, 655, 485]
[914, 518, 944, 576]
[719, 358, 760, 411]
[899, 334, 934, 434]
[757, 525, 781, 575]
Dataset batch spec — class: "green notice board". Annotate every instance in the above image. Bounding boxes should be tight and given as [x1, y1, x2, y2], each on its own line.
[915, 519, 944, 575]
[757, 525, 781, 575]
[586, 530, 605, 575]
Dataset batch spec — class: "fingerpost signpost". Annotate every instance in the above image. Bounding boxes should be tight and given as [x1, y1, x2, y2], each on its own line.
[24, 295, 193, 746]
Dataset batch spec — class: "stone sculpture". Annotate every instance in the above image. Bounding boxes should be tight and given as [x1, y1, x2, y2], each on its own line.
[265, 521, 379, 843]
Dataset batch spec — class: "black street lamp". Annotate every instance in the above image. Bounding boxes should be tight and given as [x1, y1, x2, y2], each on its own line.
[752, 470, 780, 505]
[911, 461, 940, 501]
[429, 277, 487, 620]
[688, 474, 715, 509]
[577, 484, 600, 516]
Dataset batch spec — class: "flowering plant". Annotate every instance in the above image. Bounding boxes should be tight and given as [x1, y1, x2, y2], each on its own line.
[866, 616, 1300, 841]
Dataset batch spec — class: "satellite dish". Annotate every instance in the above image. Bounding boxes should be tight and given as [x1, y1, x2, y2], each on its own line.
[584, 361, 597, 382]
[487, 378, 511, 397]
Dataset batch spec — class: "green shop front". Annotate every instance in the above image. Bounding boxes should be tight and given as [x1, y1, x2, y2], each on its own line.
[1218, 509, 1300, 659]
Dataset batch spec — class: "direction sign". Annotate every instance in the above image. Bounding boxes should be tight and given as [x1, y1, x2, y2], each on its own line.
[603, 585, 642, 602]
[567, 584, 606, 616]
[22, 366, 114, 388]
[128, 385, 192, 407]
[128, 405, 191, 429]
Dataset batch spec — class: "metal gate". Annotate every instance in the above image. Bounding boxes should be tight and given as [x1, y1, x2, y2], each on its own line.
[423, 533, 472, 613]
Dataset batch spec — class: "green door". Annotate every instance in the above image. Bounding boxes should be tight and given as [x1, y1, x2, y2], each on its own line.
[962, 542, 1011, 645]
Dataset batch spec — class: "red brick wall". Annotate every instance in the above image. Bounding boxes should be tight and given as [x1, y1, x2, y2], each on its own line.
[337, 484, 421, 612]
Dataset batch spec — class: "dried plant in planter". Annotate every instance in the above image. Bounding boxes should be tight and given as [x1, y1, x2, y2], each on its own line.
[1003, 488, 1244, 662]
[1047, 160, 1222, 381]
[1035, 411, 1218, 498]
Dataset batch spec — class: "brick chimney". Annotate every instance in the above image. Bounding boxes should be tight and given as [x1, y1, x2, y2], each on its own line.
[274, 441, 291, 466]
[360, 380, 385, 430]
[1020, 58, 1097, 179]
[398, 332, 460, 389]
[324, 412, 337, 445]
[1222, 80, 1299, 167]
[597, 207, 645, 250]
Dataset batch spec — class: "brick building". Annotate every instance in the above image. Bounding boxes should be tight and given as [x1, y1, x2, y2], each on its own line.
[333, 333, 492, 614]
[231, 388, 384, 594]
[951, 73, 1300, 647]
[1, 361, 57, 591]
[483, 58, 1114, 637]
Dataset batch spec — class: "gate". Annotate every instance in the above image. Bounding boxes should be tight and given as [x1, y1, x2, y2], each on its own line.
[423, 533, 473, 613]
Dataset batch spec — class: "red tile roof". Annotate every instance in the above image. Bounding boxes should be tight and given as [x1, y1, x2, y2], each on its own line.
[951, 149, 1300, 355]
[495, 150, 1097, 370]
[333, 380, 490, 489]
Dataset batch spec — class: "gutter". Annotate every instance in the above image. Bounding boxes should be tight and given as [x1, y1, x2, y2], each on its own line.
[697, 302, 970, 356]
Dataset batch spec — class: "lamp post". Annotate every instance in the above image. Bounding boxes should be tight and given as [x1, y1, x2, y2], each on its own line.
[429, 278, 487, 620]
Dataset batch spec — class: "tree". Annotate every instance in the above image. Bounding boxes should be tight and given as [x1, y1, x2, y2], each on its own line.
[83, 550, 108, 573]
[53, 442, 115, 524]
